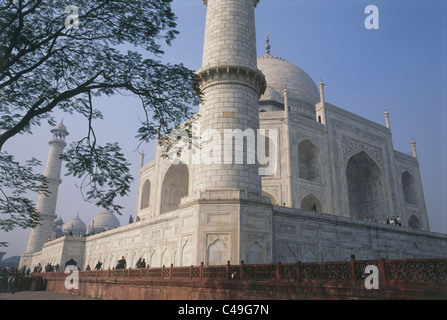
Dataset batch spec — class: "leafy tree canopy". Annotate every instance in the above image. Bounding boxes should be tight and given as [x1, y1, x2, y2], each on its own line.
[0, 0, 201, 239]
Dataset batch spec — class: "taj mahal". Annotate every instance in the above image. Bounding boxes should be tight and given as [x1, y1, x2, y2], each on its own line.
[20, 0, 447, 271]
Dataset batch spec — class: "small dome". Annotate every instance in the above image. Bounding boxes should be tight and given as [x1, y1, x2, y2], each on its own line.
[51, 121, 69, 135]
[257, 54, 320, 105]
[89, 209, 120, 234]
[63, 214, 87, 235]
[52, 216, 64, 232]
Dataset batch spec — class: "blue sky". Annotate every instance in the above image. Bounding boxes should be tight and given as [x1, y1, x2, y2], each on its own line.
[1, 0, 446, 259]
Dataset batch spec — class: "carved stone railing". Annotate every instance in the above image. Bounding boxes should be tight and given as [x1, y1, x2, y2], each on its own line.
[34, 256, 447, 286]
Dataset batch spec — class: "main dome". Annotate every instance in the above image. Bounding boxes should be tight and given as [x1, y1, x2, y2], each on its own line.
[257, 54, 320, 106]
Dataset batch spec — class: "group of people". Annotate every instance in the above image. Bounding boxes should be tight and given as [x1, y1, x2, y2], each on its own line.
[30, 262, 61, 273]
[0, 266, 23, 294]
[387, 216, 402, 226]
[116, 257, 147, 269]
[85, 257, 148, 271]
[45, 263, 60, 272]
[128, 215, 141, 224]
[135, 258, 147, 269]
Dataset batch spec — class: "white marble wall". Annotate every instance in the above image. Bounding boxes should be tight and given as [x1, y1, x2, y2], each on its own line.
[273, 207, 447, 262]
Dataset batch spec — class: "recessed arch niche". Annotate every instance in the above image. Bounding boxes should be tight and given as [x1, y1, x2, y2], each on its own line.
[160, 163, 189, 214]
[346, 151, 386, 220]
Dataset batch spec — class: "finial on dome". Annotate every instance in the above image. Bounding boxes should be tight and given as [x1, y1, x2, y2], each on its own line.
[265, 33, 271, 56]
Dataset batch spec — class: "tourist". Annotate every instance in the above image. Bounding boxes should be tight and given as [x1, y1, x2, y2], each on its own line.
[136, 258, 142, 268]
[116, 256, 127, 269]
[94, 261, 103, 270]
[9, 274, 20, 294]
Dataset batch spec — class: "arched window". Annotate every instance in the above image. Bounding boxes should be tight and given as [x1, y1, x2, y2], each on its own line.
[298, 140, 320, 182]
[402, 171, 419, 206]
[160, 163, 189, 214]
[346, 151, 386, 220]
[140, 180, 150, 210]
[408, 215, 421, 230]
[301, 194, 323, 212]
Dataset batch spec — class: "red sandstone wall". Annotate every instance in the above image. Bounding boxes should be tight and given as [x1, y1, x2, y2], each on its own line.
[36, 259, 447, 300]
[41, 276, 447, 300]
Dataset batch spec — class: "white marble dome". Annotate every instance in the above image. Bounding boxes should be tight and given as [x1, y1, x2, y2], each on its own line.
[51, 121, 69, 135]
[257, 54, 320, 105]
[89, 209, 120, 233]
[63, 213, 87, 235]
[52, 216, 64, 232]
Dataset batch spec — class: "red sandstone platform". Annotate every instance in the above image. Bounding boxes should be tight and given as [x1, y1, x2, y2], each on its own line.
[20, 257, 447, 300]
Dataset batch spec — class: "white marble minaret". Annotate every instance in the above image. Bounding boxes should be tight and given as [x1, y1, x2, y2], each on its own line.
[192, 0, 270, 265]
[194, 0, 266, 194]
[23, 122, 69, 255]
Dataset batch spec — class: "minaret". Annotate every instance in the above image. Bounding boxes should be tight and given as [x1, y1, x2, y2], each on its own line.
[192, 0, 268, 265]
[283, 85, 293, 207]
[316, 79, 327, 124]
[195, 0, 266, 195]
[24, 122, 69, 254]
[384, 109, 391, 129]
[411, 138, 418, 159]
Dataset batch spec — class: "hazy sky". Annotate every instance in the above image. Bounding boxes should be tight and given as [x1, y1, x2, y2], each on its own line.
[1, 0, 446, 259]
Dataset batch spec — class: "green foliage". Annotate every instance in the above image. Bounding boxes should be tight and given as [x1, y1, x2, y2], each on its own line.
[61, 141, 133, 214]
[0, 152, 46, 236]
[0, 0, 201, 235]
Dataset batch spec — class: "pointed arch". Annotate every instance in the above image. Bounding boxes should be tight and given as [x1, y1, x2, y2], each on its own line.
[409, 215, 421, 230]
[298, 140, 320, 182]
[150, 249, 160, 268]
[302, 248, 317, 262]
[322, 248, 336, 262]
[160, 163, 189, 214]
[402, 171, 419, 206]
[161, 248, 170, 267]
[246, 241, 264, 264]
[181, 239, 192, 267]
[140, 179, 151, 210]
[261, 190, 278, 205]
[207, 239, 228, 266]
[301, 194, 323, 212]
[346, 151, 386, 220]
